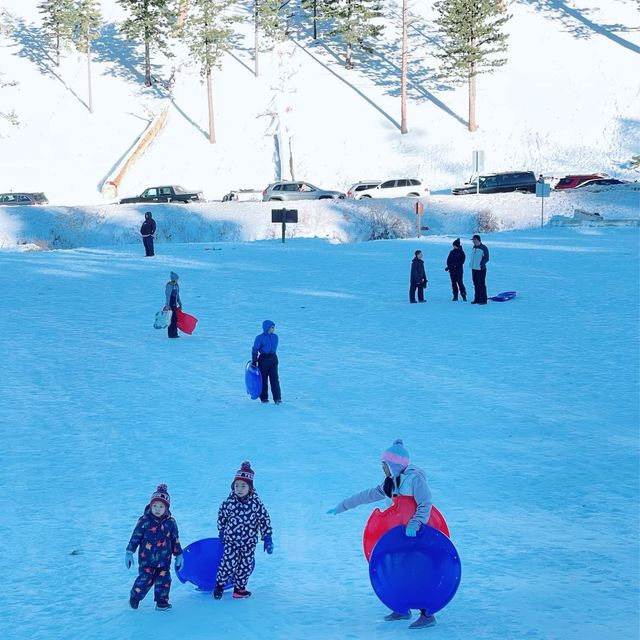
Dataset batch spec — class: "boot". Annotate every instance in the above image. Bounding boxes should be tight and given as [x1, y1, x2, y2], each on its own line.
[155, 602, 172, 611]
[408, 613, 436, 629]
[384, 611, 411, 621]
[232, 588, 252, 599]
[213, 584, 224, 600]
[129, 596, 139, 610]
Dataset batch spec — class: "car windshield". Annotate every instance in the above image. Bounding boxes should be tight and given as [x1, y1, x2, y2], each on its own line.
[33, 193, 47, 202]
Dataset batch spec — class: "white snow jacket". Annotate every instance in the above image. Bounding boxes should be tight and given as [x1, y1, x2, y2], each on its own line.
[334, 465, 432, 531]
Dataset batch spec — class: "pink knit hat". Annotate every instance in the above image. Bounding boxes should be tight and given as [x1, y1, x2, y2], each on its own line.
[150, 484, 170, 509]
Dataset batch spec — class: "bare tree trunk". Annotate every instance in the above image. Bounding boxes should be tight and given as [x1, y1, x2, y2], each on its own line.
[400, 0, 408, 134]
[56, 32, 61, 67]
[206, 68, 216, 144]
[254, 0, 259, 77]
[288, 138, 295, 180]
[87, 39, 93, 113]
[468, 66, 477, 132]
[144, 40, 151, 86]
[176, 0, 189, 29]
[313, 0, 317, 39]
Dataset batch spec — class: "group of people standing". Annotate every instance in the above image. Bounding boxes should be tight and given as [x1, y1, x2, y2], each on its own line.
[410, 234, 490, 305]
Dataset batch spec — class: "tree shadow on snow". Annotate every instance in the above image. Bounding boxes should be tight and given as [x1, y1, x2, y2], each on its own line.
[7, 18, 89, 110]
[521, 0, 640, 54]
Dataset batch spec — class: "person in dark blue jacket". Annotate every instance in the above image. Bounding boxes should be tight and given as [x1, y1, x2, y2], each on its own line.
[165, 272, 182, 338]
[409, 250, 427, 303]
[140, 212, 157, 256]
[445, 238, 467, 301]
[125, 484, 183, 611]
[251, 320, 281, 404]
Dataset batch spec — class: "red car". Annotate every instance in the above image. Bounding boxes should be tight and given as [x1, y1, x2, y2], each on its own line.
[554, 174, 607, 189]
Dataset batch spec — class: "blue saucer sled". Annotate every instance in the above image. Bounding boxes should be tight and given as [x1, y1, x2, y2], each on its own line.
[490, 290, 517, 302]
[245, 361, 262, 400]
[369, 525, 461, 615]
[176, 538, 254, 592]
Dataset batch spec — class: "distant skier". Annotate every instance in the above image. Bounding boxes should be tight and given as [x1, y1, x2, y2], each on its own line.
[445, 238, 467, 301]
[125, 484, 183, 611]
[213, 462, 274, 600]
[409, 250, 427, 303]
[470, 234, 490, 304]
[327, 439, 436, 629]
[165, 271, 182, 338]
[140, 212, 156, 257]
[252, 320, 281, 404]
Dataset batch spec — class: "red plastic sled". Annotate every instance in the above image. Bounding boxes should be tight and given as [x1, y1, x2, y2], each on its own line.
[175, 309, 198, 335]
[363, 495, 450, 561]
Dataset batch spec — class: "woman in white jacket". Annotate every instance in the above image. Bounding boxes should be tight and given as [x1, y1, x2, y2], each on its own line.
[327, 439, 436, 629]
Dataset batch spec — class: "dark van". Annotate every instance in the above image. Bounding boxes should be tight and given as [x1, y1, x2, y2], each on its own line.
[451, 171, 537, 195]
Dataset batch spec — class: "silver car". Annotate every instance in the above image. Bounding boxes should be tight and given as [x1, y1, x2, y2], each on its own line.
[262, 181, 345, 201]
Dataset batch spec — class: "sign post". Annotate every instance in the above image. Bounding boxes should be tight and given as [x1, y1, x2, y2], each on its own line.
[535, 177, 551, 228]
[271, 208, 299, 243]
[415, 201, 425, 238]
[472, 150, 485, 195]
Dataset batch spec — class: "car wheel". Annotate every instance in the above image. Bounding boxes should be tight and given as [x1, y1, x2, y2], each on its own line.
[318, 196, 332, 200]
[269, 197, 282, 201]
[407, 193, 420, 197]
[360, 195, 372, 199]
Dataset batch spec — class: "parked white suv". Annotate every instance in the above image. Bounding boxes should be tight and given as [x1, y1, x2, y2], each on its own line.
[356, 178, 429, 199]
[346, 180, 382, 198]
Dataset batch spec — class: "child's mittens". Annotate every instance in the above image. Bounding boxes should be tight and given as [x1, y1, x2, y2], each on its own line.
[175, 554, 184, 571]
[405, 524, 419, 537]
[263, 535, 274, 554]
[125, 550, 133, 569]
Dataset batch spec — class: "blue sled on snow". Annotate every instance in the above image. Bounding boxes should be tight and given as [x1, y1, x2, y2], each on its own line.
[176, 538, 254, 592]
[245, 361, 262, 400]
[490, 290, 517, 302]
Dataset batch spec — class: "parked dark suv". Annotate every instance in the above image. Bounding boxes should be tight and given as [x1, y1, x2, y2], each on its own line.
[451, 171, 537, 195]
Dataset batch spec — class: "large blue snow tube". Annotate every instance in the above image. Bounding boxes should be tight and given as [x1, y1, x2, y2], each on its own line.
[176, 538, 254, 592]
[369, 525, 461, 615]
[245, 361, 263, 400]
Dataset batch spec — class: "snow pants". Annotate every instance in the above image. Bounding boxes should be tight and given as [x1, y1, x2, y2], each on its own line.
[258, 353, 281, 402]
[168, 304, 178, 338]
[216, 542, 256, 590]
[472, 269, 487, 303]
[131, 565, 171, 605]
[142, 235, 155, 257]
[449, 268, 466, 300]
[409, 282, 425, 303]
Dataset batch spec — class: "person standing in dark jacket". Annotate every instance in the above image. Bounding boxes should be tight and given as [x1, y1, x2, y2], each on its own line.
[165, 272, 182, 338]
[445, 238, 467, 301]
[125, 484, 183, 611]
[252, 320, 281, 403]
[470, 234, 490, 304]
[409, 250, 427, 303]
[140, 212, 156, 256]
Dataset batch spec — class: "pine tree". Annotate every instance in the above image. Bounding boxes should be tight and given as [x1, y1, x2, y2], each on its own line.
[182, 0, 239, 143]
[324, 0, 383, 69]
[258, 0, 293, 44]
[38, 0, 75, 67]
[118, 0, 176, 86]
[73, 0, 102, 113]
[433, 0, 510, 132]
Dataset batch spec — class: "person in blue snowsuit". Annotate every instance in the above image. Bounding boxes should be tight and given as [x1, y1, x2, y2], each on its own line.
[327, 440, 437, 629]
[251, 320, 281, 404]
[165, 271, 182, 338]
[125, 484, 183, 611]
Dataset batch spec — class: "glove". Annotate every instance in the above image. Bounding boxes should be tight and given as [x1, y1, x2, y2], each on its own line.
[326, 507, 339, 515]
[263, 535, 274, 554]
[125, 550, 133, 569]
[405, 525, 418, 537]
[162, 305, 168, 312]
[175, 554, 184, 571]
[445, 267, 449, 272]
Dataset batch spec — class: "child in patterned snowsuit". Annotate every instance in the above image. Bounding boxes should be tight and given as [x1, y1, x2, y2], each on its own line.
[213, 461, 273, 600]
[125, 484, 183, 611]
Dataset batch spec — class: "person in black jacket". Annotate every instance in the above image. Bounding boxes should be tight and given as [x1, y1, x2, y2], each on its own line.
[140, 212, 157, 256]
[445, 238, 467, 301]
[409, 250, 427, 303]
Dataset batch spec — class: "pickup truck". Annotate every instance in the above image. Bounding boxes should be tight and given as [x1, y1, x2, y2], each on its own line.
[119, 185, 204, 204]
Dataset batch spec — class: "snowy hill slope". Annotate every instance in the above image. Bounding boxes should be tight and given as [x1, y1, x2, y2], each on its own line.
[0, 0, 639, 205]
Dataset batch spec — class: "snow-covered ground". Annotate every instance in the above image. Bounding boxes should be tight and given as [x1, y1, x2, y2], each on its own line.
[1, 226, 638, 640]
